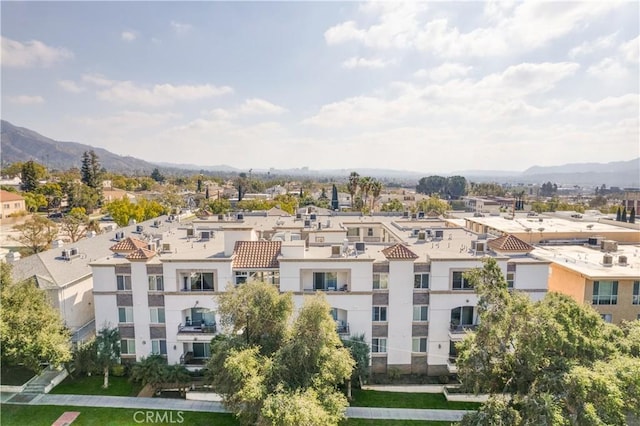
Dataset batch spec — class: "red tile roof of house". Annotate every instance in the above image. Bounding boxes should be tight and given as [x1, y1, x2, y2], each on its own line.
[110, 237, 149, 253]
[0, 190, 24, 202]
[381, 244, 419, 260]
[233, 241, 282, 269]
[125, 247, 156, 261]
[488, 234, 534, 253]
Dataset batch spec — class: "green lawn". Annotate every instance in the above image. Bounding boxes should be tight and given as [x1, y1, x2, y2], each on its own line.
[0, 405, 453, 426]
[350, 389, 481, 410]
[0, 365, 36, 386]
[49, 375, 142, 397]
[1, 404, 237, 426]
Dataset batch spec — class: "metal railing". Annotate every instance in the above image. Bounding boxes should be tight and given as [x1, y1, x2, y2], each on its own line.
[449, 323, 479, 333]
[177, 322, 217, 334]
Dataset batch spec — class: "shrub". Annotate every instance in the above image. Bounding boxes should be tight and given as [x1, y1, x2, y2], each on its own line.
[111, 364, 126, 377]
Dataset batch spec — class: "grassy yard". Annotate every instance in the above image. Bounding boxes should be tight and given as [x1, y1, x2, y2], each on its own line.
[0, 365, 36, 386]
[1, 404, 237, 426]
[0, 405, 452, 426]
[350, 389, 481, 411]
[49, 375, 142, 397]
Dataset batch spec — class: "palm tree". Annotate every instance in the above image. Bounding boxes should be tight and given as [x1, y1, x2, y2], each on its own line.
[347, 172, 360, 211]
[359, 177, 373, 212]
[130, 355, 168, 395]
[370, 180, 383, 213]
[95, 326, 120, 389]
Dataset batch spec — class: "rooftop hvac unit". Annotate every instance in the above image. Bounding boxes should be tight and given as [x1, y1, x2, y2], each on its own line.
[186, 228, 194, 238]
[153, 220, 161, 227]
[310, 214, 317, 221]
[618, 255, 628, 266]
[62, 247, 79, 260]
[115, 231, 125, 241]
[412, 229, 420, 237]
[147, 242, 156, 251]
[472, 240, 485, 253]
[162, 243, 171, 253]
[403, 211, 409, 218]
[331, 245, 342, 256]
[417, 232, 426, 241]
[602, 254, 613, 267]
[296, 213, 302, 220]
[411, 213, 417, 219]
[355, 242, 365, 253]
[168, 214, 176, 222]
[434, 230, 444, 239]
[136, 225, 144, 233]
[201, 231, 211, 241]
[418, 212, 425, 219]
[304, 220, 311, 227]
[218, 214, 224, 221]
[601, 240, 618, 252]
[237, 213, 244, 221]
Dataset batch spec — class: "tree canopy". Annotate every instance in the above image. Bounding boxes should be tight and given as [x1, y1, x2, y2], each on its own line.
[0, 262, 71, 373]
[207, 281, 354, 425]
[457, 258, 640, 425]
[12, 215, 58, 254]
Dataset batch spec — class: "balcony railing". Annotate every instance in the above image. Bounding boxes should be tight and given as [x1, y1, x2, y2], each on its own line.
[178, 322, 217, 334]
[179, 352, 209, 365]
[307, 284, 350, 292]
[449, 323, 479, 333]
[336, 322, 350, 335]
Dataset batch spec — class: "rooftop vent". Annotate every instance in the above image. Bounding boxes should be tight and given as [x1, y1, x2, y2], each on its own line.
[135, 225, 144, 233]
[114, 231, 125, 241]
[237, 213, 244, 221]
[602, 254, 613, 267]
[186, 228, 194, 238]
[417, 232, 426, 242]
[618, 255, 628, 266]
[162, 243, 171, 253]
[434, 230, 444, 240]
[355, 242, 365, 253]
[331, 245, 342, 256]
[200, 231, 211, 241]
[62, 247, 80, 260]
[472, 240, 486, 254]
[153, 220, 161, 227]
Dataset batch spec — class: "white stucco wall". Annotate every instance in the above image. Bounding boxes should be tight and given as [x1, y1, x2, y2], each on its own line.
[387, 260, 415, 365]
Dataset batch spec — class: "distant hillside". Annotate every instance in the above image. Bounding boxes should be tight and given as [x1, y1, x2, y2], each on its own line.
[523, 159, 639, 176]
[1, 120, 157, 173]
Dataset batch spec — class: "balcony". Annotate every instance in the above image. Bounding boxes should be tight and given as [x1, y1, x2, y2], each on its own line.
[336, 321, 350, 336]
[448, 323, 479, 340]
[177, 321, 217, 341]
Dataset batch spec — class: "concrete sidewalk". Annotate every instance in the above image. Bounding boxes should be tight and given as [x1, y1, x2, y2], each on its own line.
[5, 393, 473, 421]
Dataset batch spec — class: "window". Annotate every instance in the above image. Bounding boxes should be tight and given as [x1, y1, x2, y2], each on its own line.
[372, 306, 387, 322]
[592, 281, 618, 305]
[506, 272, 515, 289]
[116, 275, 132, 291]
[235, 271, 248, 285]
[314, 272, 338, 291]
[450, 306, 476, 329]
[192, 342, 211, 359]
[347, 228, 359, 237]
[183, 272, 215, 291]
[414, 274, 429, 289]
[452, 271, 473, 290]
[121, 339, 136, 355]
[150, 308, 165, 324]
[633, 281, 639, 305]
[371, 338, 387, 353]
[373, 273, 388, 290]
[118, 307, 134, 323]
[412, 337, 427, 353]
[151, 339, 167, 355]
[367, 228, 374, 237]
[413, 305, 428, 322]
[601, 313, 612, 323]
[148, 275, 164, 291]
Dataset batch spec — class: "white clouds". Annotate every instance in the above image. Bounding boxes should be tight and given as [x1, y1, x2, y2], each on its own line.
[170, 21, 192, 35]
[587, 57, 630, 80]
[1, 36, 73, 68]
[342, 56, 394, 69]
[568, 32, 617, 58]
[415, 62, 473, 82]
[76, 74, 233, 106]
[58, 80, 85, 93]
[562, 94, 638, 115]
[121, 31, 137, 42]
[325, 2, 624, 58]
[75, 110, 180, 129]
[237, 98, 287, 115]
[7, 95, 45, 105]
[619, 36, 639, 63]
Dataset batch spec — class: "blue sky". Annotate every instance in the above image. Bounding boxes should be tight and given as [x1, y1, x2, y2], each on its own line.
[2, 1, 638, 173]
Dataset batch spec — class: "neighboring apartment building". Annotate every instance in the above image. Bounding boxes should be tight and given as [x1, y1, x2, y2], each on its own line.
[0, 190, 26, 219]
[91, 212, 549, 375]
[532, 240, 640, 324]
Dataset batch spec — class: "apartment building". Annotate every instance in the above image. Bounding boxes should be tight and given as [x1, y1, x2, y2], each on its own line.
[532, 240, 640, 324]
[91, 212, 549, 375]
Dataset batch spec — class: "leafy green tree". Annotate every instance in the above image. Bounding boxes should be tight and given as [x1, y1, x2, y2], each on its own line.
[446, 175, 467, 199]
[95, 326, 120, 389]
[416, 175, 447, 196]
[150, 168, 165, 183]
[342, 334, 370, 388]
[130, 354, 168, 394]
[60, 207, 89, 242]
[621, 207, 628, 222]
[37, 182, 63, 211]
[630, 207, 636, 224]
[105, 197, 167, 227]
[415, 196, 449, 215]
[381, 198, 404, 212]
[347, 172, 360, 210]
[22, 191, 47, 212]
[12, 215, 58, 253]
[208, 284, 354, 425]
[0, 263, 71, 373]
[208, 198, 232, 214]
[20, 160, 44, 192]
[457, 258, 640, 425]
[235, 173, 248, 202]
[165, 364, 192, 396]
[66, 181, 101, 211]
[80, 150, 102, 189]
[72, 339, 99, 376]
[359, 177, 373, 211]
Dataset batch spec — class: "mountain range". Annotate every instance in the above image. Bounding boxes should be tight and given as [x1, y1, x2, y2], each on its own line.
[1, 120, 638, 187]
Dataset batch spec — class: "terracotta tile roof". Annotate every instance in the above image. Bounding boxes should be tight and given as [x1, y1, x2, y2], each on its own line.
[0, 190, 24, 202]
[381, 244, 419, 260]
[488, 234, 534, 253]
[125, 247, 156, 261]
[233, 241, 282, 269]
[110, 237, 149, 254]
